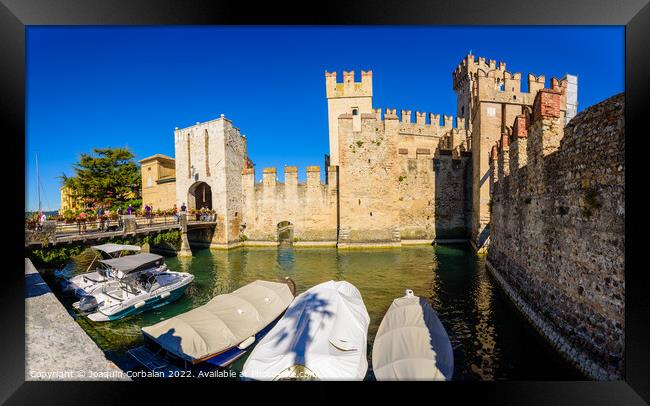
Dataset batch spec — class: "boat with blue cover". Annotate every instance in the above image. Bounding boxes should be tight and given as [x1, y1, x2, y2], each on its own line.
[128, 278, 295, 376]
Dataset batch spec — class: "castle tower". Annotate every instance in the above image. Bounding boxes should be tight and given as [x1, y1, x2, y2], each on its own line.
[174, 115, 248, 247]
[325, 70, 373, 166]
[453, 54, 578, 252]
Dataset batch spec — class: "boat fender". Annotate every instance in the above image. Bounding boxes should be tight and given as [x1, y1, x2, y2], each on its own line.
[134, 301, 146, 309]
[238, 336, 255, 350]
[405, 289, 415, 298]
[160, 291, 171, 299]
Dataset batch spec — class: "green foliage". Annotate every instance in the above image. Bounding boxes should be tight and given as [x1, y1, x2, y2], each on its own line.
[356, 140, 364, 148]
[398, 175, 407, 182]
[28, 244, 86, 269]
[143, 230, 181, 250]
[60, 147, 141, 209]
[239, 234, 248, 242]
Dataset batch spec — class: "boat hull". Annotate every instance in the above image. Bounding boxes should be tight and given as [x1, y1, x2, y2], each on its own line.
[133, 314, 282, 377]
[86, 281, 191, 322]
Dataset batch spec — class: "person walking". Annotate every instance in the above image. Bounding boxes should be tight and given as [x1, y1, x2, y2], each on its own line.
[145, 204, 152, 226]
[181, 202, 187, 212]
[117, 207, 123, 229]
[78, 211, 87, 234]
[96, 205, 104, 231]
[127, 204, 133, 215]
[105, 208, 111, 230]
[173, 204, 179, 223]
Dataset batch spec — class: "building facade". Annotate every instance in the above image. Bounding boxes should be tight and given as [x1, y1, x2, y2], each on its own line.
[59, 185, 84, 214]
[139, 154, 176, 210]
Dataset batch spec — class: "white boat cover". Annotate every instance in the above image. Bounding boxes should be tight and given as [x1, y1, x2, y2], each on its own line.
[372, 290, 454, 381]
[99, 253, 164, 274]
[242, 280, 370, 381]
[91, 243, 141, 255]
[142, 280, 294, 361]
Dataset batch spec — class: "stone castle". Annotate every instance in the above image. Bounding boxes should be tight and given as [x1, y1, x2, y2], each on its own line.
[139, 54, 626, 380]
[140, 54, 577, 251]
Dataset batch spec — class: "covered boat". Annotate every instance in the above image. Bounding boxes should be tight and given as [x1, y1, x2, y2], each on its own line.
[60, 243, 142, 297]
[129, 278, 295, 375]
[73, 253, 193, 322]
[371, 289, 454, 381]
[242, 280, 370, 381]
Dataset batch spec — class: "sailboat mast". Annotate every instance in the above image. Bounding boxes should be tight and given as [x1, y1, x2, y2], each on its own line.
[36, 153, 41, 216]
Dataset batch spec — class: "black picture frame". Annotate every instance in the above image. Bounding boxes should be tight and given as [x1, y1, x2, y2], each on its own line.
[3, 0, 648, 404]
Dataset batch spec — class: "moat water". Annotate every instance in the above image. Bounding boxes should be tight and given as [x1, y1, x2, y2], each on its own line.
[52, 244, 584, 380]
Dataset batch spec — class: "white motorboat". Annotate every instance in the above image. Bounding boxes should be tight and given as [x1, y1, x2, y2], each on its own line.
[371, 289, 454, 381]
[129, 278, 295, 376]
[242, 280, 370, 381]
[73, 253, 193, 322]
[60, 243, 142, 297]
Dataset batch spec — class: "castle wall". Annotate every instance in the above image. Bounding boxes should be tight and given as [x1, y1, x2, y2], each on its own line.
[241, 166, 338, 243]
[396, 151, 470, 241]
[487, 92, 624, 379]
[337, 110, 470, 245]
[337, 113, 400, 244]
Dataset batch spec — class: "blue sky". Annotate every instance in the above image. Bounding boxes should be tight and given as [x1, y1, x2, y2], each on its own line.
[25, 26, 624, 211]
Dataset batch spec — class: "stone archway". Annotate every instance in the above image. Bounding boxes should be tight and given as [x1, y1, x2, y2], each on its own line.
[188, 181, 212, 210]
[277, 221, 294, 246]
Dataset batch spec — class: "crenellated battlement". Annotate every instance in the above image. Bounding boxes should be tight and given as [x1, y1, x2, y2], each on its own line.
[361, 107, 468, 141]
[453, 54, 507, 91]
[325, 70, 373, 99]
[242, 165, 338, 190]
[490, 88, 564, 185]
[473, 67, 570, 113]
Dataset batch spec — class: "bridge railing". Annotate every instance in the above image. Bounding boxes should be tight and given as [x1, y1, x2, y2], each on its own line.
[26, 215, 182, 237]
[134, 215, 181, 229]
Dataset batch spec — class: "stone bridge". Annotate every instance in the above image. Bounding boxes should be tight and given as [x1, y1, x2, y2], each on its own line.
[25, 213, 216, 253]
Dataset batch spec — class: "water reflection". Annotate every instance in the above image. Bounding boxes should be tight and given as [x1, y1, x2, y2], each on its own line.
[55, 244, 583, 380]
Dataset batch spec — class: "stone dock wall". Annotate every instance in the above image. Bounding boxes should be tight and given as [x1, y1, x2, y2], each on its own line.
[25, 259, 130, 381]
[487, 92, 625, 379]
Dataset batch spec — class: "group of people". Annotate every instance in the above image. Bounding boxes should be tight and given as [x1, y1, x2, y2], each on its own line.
[71, 202, 193, 234]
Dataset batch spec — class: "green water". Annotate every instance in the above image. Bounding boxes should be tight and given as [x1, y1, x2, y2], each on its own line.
[55, 244, 584, 380]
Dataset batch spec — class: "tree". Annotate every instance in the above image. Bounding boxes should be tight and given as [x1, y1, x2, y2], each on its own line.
[60, 147, 141, 209]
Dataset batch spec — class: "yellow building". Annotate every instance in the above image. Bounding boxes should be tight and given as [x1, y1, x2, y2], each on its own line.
[59, 185, 84, 214]
[139, 154, 177, 210]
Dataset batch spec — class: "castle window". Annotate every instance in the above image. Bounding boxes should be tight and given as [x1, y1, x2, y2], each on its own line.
[352, 108, 359, 116]
[358, 199, 361, 205]
[370, 212, 373, 216]
[461, 106, 464, 116]
[146, 176, 152, 188]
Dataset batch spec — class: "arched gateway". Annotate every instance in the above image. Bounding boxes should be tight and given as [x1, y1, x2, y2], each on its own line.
[188, 181, 212, 210]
